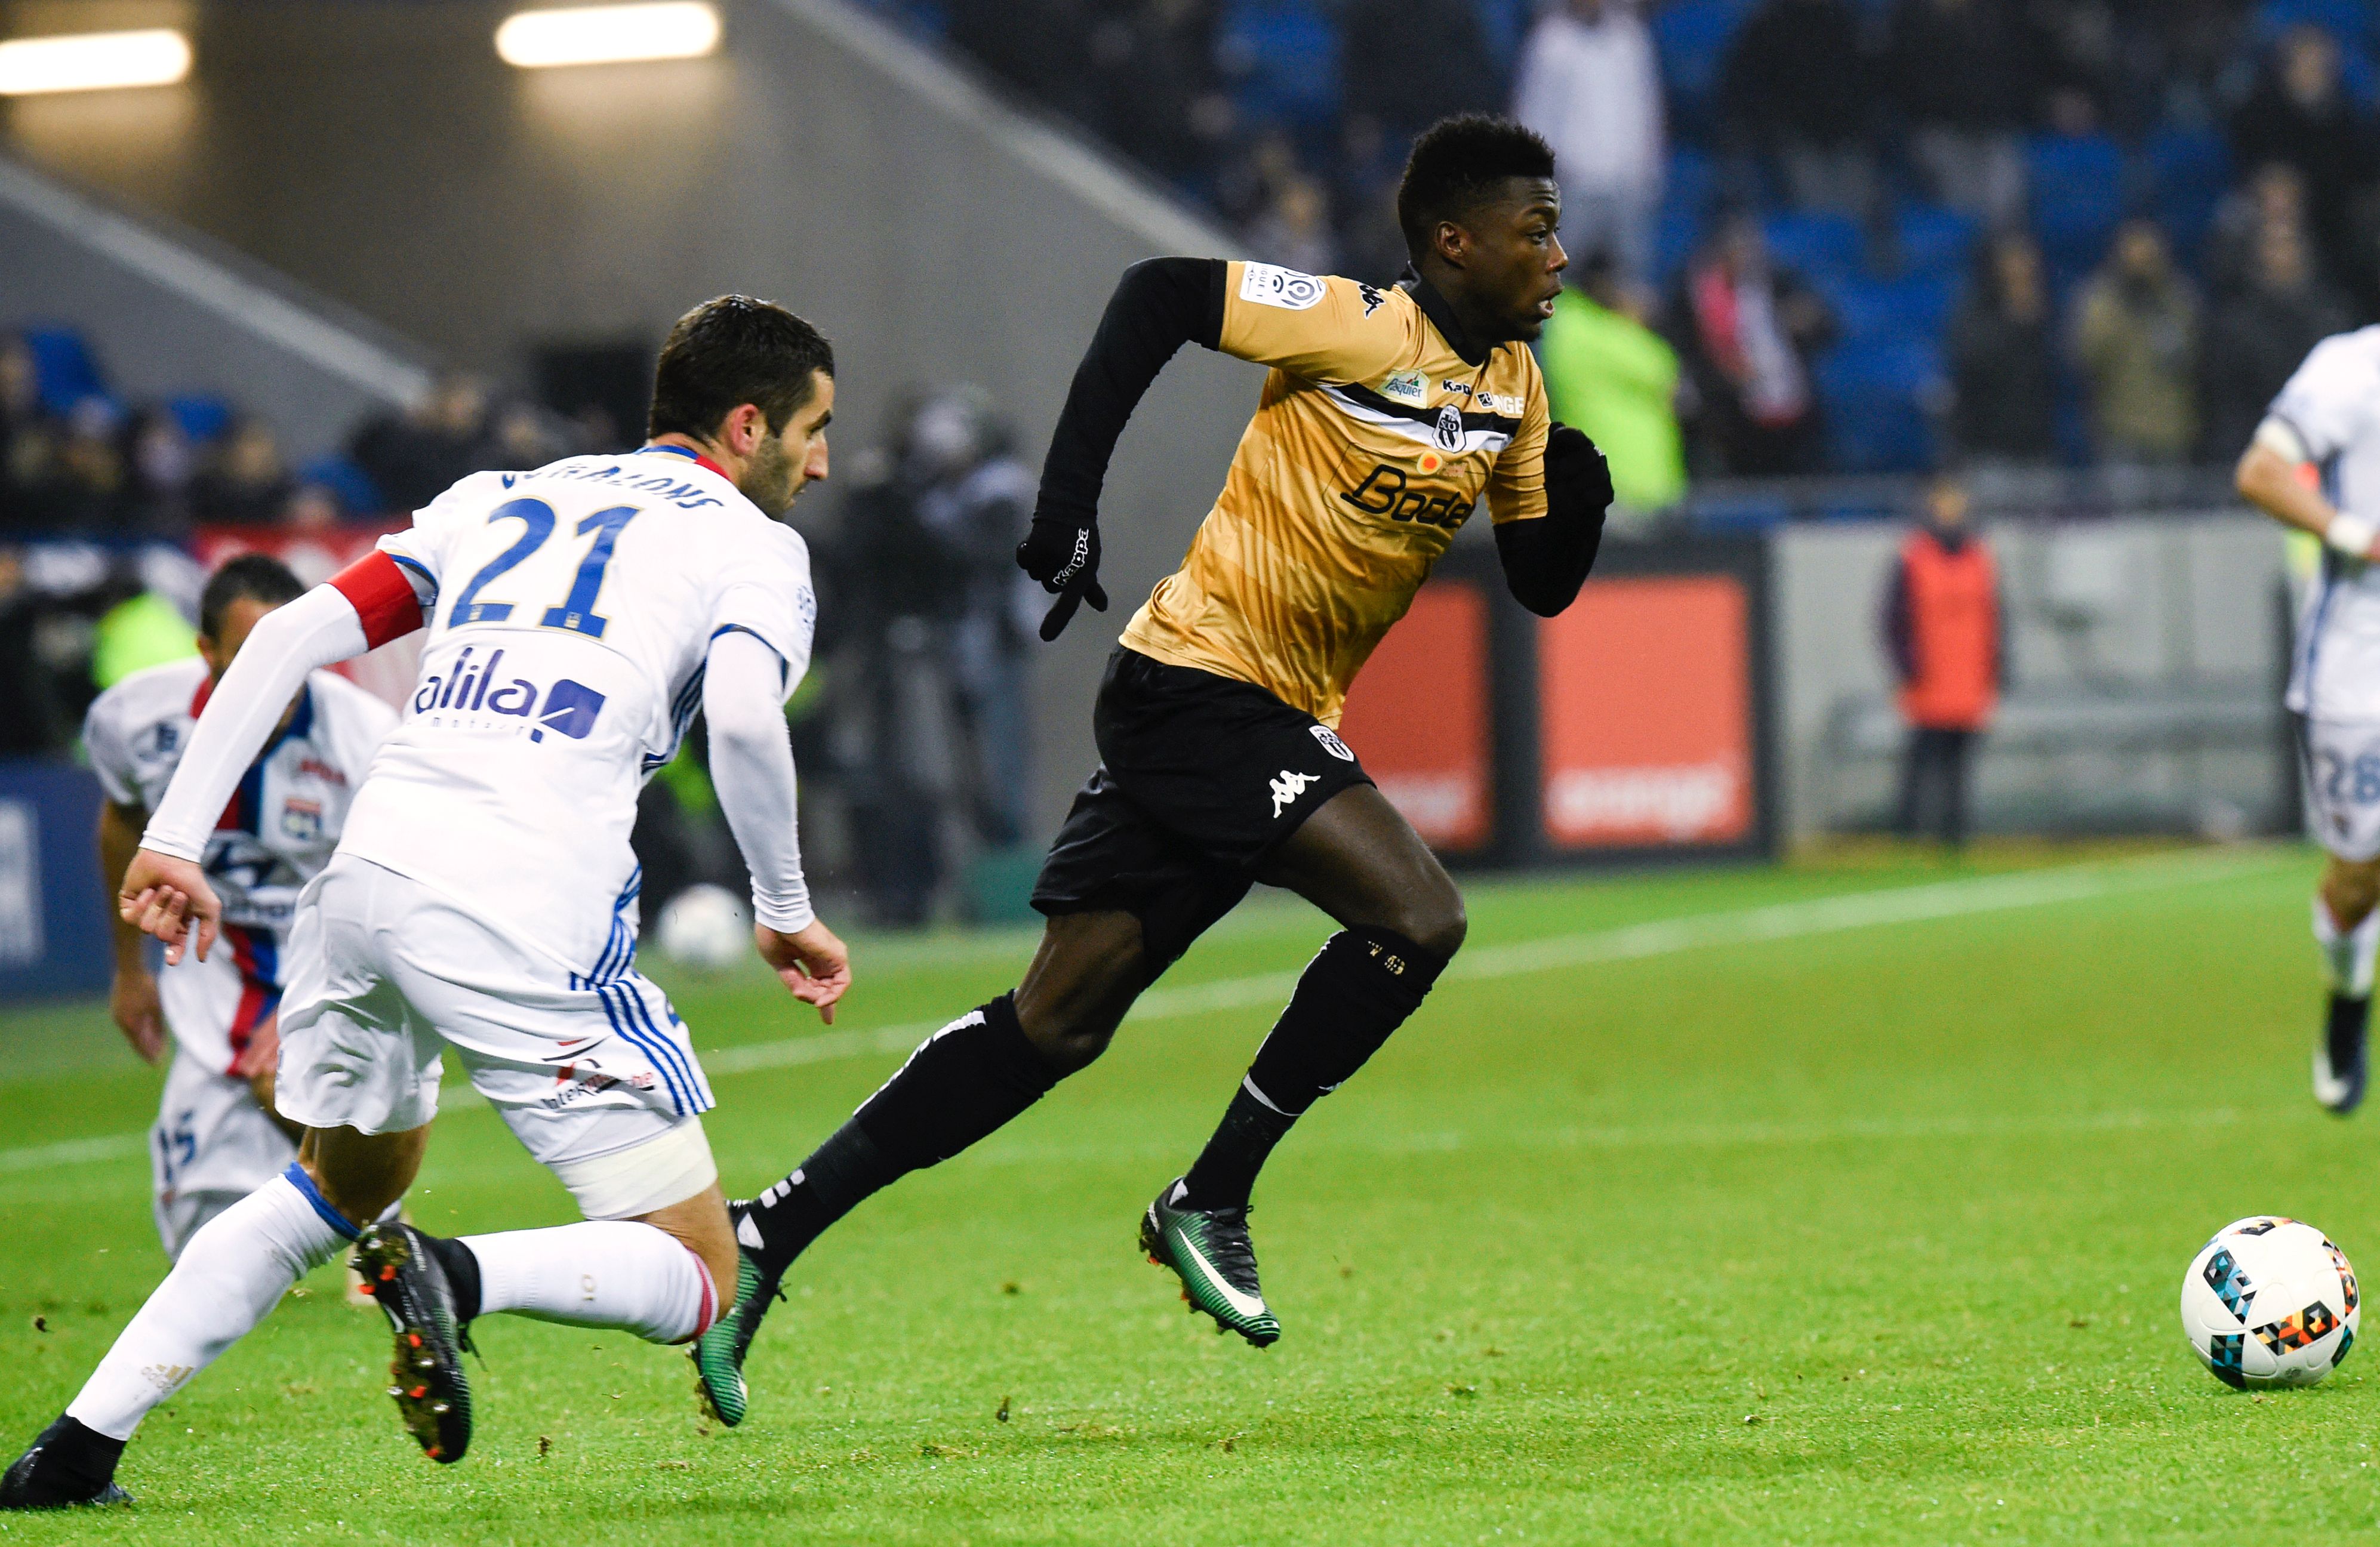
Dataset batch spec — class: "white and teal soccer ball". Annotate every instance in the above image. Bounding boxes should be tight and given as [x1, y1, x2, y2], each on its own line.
[655, 883, 750, 970]
[2180, 1217, 2360, 1389]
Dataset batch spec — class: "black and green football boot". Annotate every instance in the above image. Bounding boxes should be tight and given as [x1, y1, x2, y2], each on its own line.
[350, 1222, 473, 1464]
[688, 1203, 779, 1427]
[1140, 1178, 1280, 1348]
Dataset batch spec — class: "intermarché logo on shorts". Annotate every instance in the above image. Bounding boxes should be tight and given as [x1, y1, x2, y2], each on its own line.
[412, 643, 608, 743]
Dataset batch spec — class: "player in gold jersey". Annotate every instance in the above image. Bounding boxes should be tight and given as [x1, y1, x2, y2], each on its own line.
[713, 117, 1612, 1369]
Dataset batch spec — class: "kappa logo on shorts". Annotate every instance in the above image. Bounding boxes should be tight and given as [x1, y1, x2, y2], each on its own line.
[1269, 769, 1319, 818]
[1309, 725, 1356, 762]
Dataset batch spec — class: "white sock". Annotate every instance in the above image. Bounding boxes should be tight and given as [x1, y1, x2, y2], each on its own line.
[2314, 896, 2380, 997]
[67, 1167, 352, 1441]
[461, 1222, 715, 1344]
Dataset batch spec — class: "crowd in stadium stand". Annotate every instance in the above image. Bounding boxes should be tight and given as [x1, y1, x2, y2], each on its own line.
[869, 0, 2380, 480]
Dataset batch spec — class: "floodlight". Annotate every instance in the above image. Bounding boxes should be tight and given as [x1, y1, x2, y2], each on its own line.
[0, 29, 191, 96]
[496, 2, 721, 69]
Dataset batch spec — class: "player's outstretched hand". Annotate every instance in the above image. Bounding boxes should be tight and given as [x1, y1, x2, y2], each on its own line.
[1015, 509, 1109, 641]
[109, 966, 165, 1065]
[119, 848, 221, 966]
[756, 919, 852, 1024]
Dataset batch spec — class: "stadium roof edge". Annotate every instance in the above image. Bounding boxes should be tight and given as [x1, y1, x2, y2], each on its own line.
[762, 0, 1239, 260]
[0, 152, 435, 408]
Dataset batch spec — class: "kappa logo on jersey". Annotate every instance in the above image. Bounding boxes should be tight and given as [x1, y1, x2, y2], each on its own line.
[1269, 769, 1318, 818]
[1433, 405, 1464, 452]
[1379, 370, 1430, 406]
[1357, 282, 1387, 318]
[1240, 263, 1326, 311]
[280, 799, 323, 842]
[1309, 725, 1355, 762]
[411, 643, 607, 742]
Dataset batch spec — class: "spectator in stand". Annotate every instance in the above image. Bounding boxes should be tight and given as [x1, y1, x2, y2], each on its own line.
[347, 372, 489, 511]
[2231, 24, 2379, 304]
[0, 547, 69, 755]
[1883, 474, 2002, 849]
[480, 398, 571, 472]
[1947, 232, 2061, 466]
[1246, 171, 1339, 275]
[53, 398, 132, 534]
[1882, 0, 2030, 224]
[188, 418, 294, 527]
[1091, 0, 1230, 186]
[282, 482, 344, 534]
[1341, 0, 1504, 143]
[124, 408, 196, 535]
[2071, 218, 2200, 466]
[1331, 114, 1412, 283]
[0, 334, 60, 531]
[1511, 0, 1665, 283]
[1720, 0, 1874, 214]
[2208, 162, 2314, 298]
[1538, 249, 1686, 516]
[1674, 211, 1836, 476]
[2202, 219, 2353, 460]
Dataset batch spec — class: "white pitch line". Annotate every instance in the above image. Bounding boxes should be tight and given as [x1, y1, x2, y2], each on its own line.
[0, 848, 2289, 1175]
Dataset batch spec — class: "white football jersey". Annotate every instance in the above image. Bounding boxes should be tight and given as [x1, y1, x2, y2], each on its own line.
[2275, 326, 2380, 722]
[337, 446, 815, 972]
[84, 655, 397, 1072]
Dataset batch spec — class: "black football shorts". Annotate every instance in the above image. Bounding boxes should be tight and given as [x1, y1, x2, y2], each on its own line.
[1031, 648, 1375, 966]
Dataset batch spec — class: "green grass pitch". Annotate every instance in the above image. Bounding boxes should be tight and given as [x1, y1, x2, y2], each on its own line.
[4, 844, 2379, 1543]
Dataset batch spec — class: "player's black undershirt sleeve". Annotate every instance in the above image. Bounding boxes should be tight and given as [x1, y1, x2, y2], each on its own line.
[1034, 257, 1227, 525]
[1494, 424, 1612, 617]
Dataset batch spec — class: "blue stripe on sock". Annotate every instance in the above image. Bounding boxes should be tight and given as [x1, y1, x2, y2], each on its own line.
[281, 1162, 361, 1241]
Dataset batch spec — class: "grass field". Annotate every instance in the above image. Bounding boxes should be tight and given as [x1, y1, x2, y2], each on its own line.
[4, 843, 2378, 1543]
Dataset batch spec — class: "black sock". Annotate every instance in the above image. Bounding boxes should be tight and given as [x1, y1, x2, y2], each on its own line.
[19, 1415, 124, 1499]
[1178, 928, 1446, 1211]
[427, 1234, 483, 1326]
[746, 994, 1057, 1274]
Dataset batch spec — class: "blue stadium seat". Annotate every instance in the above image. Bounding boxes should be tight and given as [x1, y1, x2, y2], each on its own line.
[296, 454, 385, 517]
[1687, 491, 1793, 536]
[1822, 270, 1957, 344]
[1654, 0, 1753, 140]
[20, 326, 104, 416]
[1220, 0, 1341, 130]
[1763, 210, 1861, 279]
[2147, 125, 2229, 270]
[2026, 132, 2126, 288]
[1815, 338, 1945, 473]
[1895, 203, 1979, 278]
[168, 393, 232, 446]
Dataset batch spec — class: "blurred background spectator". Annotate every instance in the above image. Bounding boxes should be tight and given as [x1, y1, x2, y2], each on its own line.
[1538, 249, 1687, 515]
[1948, 233, 2061, 466]
[1675, 211, 1836, 474]
[1512, 0, 1665, 282]
[1882, 0, 2028, 225]
[1722, 0, 1874, 214]
[2071, 218, 2200, 466]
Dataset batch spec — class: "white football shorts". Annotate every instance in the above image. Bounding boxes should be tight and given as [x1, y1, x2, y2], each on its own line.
[2304, 719, 2380, 863]
[150, 1049, 298, 1261]
[276, 853, 718, 1219]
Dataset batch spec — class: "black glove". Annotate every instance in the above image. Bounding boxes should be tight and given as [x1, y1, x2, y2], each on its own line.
[1015, 507, 1109, 642]
[1544, 421, 1615, 523]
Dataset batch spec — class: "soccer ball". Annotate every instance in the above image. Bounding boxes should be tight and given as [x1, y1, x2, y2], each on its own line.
[655, 883, 750, 970]
[2180, 1217, 2360, 1389]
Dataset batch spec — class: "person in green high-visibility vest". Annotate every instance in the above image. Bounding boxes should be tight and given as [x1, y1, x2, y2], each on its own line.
[1535, 248, 1687, 516]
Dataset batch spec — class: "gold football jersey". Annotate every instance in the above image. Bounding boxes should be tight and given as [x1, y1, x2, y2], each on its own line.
[1119, 261, 1550, 727]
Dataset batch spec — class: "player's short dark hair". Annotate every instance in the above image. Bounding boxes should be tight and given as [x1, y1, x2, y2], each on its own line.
[199, 553, 306, 639]
[646, 295, 835, 443]
[1396, 115, 1557, 257]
